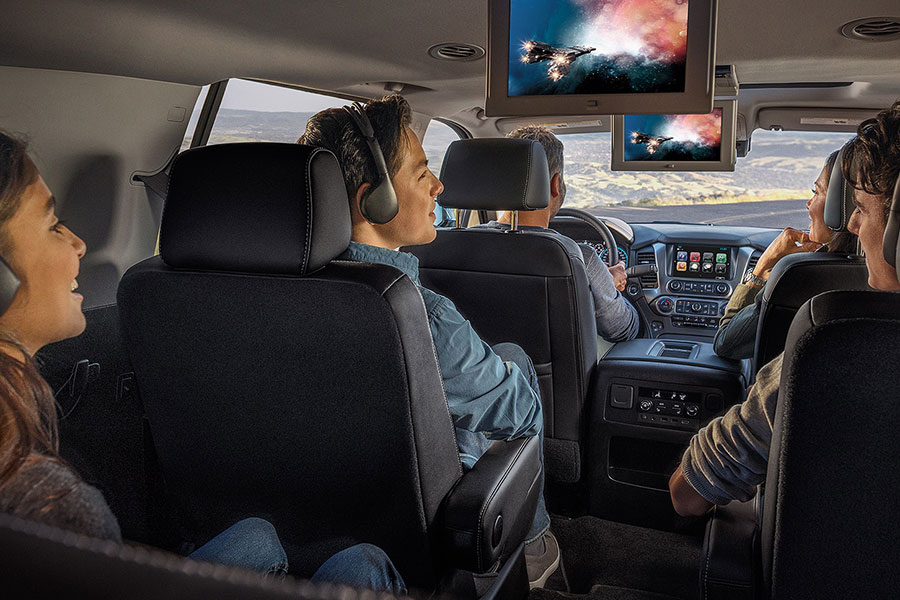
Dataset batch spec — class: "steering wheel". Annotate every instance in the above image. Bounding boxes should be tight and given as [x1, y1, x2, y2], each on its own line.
[555, 208, 618, 268]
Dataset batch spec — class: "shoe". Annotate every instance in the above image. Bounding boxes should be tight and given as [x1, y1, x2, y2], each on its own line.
[524, 529, 560, 589]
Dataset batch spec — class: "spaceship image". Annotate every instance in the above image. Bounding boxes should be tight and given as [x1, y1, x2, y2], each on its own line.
[631, 131, 673, 155]
[521, 40, 596, 81]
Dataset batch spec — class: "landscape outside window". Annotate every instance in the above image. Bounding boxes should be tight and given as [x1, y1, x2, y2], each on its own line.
[185, 80, 460, 198]
[185, 80, 852, 229]
[558, 130, 853, 228]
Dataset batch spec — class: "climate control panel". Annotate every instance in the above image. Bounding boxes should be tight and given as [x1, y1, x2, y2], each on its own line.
[607, 382, 727, 432]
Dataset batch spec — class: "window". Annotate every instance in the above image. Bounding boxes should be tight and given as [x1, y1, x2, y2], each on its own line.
[207, 80, 341, 144]
[558, 129, 853, 228]
[422, 119, 462, 224]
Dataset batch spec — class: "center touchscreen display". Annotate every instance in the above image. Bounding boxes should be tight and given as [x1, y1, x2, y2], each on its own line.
[672, 245, 730, 279]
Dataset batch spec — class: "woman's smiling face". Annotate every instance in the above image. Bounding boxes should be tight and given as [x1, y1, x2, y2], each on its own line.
[0, 173, 86, 355]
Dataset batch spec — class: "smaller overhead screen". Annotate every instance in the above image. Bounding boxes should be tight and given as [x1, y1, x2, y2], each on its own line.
[486, 0, 717, 117]
[611, 99, 737, 171]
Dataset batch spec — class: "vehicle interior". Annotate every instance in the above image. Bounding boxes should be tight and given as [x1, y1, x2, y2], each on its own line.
[2, 1, 900, 598]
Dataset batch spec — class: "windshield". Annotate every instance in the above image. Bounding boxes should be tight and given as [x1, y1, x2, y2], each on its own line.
[560, 130, 854, 228]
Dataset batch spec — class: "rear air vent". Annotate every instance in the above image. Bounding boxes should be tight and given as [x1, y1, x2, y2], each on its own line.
[636, 250, 658, 288]
[428, 43, 485, 61]
[841, 18, 900, 41]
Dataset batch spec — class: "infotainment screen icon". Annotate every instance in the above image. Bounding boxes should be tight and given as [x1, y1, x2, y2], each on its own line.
[672, 244, 731, 279]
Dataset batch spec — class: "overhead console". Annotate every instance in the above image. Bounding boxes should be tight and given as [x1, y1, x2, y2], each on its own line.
[588, 338, 745, 529]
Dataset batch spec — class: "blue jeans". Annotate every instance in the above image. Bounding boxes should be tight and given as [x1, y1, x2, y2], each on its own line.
[455, 342, 550, 544]
[188, 517, 288, 578]
[189, 518, 406, 594]
[311, 543, 407, 595]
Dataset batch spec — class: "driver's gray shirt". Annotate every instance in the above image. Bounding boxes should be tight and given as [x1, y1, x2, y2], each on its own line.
[476, 222, 639, 342]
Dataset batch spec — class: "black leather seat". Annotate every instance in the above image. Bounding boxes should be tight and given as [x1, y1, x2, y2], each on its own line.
[752, 148, 868, 374]
[116, 143, 541, 596]
[701, 177, 900, 599]
[406, 139, 597, 485]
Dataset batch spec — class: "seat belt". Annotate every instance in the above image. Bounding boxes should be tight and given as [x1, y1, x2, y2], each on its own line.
[133, 148, 178, 231]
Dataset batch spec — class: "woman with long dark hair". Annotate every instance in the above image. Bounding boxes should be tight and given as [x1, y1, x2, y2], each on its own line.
[713, 146, 860, 359]
[0, 131, 405, 593]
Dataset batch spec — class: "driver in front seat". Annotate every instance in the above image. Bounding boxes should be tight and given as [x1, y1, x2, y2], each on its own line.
[476, 126, 639, 343]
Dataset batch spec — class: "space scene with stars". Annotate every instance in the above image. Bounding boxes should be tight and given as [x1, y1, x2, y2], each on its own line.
[623, 108, 722, 161]
[508, 0, 689, 96]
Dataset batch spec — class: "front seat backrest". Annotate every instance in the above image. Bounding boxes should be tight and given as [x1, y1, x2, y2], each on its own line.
[117, 143, 463, 590]
[406, 139, 598, 484]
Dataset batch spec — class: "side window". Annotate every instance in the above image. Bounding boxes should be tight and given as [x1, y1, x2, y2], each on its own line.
[422, 119, 462, 224]
[185, 79, 343, 147]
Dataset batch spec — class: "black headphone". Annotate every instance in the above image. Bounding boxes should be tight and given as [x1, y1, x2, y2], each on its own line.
[0, 254, 19, 317]
[342, 102, 399, 224]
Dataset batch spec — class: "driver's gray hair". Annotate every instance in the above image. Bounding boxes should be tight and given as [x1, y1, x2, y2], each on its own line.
[507, 126, 564, 179]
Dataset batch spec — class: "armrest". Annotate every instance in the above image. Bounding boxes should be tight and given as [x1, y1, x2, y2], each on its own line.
[440, 436, 541, 573]
[701, 496, 759, 600]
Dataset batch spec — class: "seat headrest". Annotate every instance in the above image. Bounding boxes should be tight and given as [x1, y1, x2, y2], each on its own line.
[160, 143, 350, 275]
[882, 174, 900, 272]
[825, 148, 855, 231]
[437, 139, 550, 211]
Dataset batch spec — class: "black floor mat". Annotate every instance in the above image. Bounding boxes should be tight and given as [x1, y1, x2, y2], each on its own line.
[532, 515, 701, 600]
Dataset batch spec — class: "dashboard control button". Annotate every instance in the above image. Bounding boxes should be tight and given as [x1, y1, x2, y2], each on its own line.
[626, 282, 641, 296]
[715, 283, 729, 295]
[690, 302, 703, 313]
[685, 403, 700, 417]
[655, 297, 674, 314]
[639, 399, 653, 412]
[669, 280, 683, 293]
[650, 320, 664, 334]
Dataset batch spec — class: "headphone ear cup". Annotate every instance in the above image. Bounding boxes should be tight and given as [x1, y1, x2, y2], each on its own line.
[360, 180, 399, 224]
[0, 255, 20, 317]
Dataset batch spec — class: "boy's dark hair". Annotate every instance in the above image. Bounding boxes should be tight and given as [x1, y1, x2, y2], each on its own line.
[299, 95, 412, 209]
[841, 100, 900, 221]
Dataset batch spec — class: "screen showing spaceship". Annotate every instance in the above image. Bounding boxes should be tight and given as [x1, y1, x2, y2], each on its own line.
[623, 108, 722, 162]
[508, 0, 690, 97]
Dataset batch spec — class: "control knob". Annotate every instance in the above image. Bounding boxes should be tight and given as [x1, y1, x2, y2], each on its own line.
[655, 296, 674, 314]
[639, 400, 653, 412]
[669, 280, 683, 293]
[690, 302, 703, 313]
[685, 403, 700, 417]
[715, 283, 729, 295]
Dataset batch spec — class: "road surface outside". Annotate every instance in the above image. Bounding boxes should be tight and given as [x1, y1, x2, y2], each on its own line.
[585, 198, 810, 230]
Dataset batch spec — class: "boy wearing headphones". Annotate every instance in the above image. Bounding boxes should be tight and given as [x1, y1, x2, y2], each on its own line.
[299, 95, 559, 588]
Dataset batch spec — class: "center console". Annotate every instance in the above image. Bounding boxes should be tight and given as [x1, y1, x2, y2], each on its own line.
[588, 338, 746, 530]
[628, 242, 758, 338]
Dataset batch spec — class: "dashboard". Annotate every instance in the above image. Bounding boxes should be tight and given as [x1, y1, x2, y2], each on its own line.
[550, 216, 780, 341]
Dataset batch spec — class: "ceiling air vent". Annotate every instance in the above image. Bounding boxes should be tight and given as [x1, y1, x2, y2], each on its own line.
[428, 43, 485, 61]
[840, 18, 900, 42]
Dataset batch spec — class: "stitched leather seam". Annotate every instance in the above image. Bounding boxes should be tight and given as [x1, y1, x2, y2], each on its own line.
[301, 150, 314, 274]
[521, 145, 532, 210]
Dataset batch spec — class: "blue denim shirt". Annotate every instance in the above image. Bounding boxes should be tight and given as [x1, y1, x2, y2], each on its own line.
[339, 242, 543, 465]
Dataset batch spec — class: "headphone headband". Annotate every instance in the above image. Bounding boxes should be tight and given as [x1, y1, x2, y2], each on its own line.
[342, 102, 399, 224]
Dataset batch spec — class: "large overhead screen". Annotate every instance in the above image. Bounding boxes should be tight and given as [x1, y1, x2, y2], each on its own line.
[611, 99, 736, 171]
[486, 0, 717, 117]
